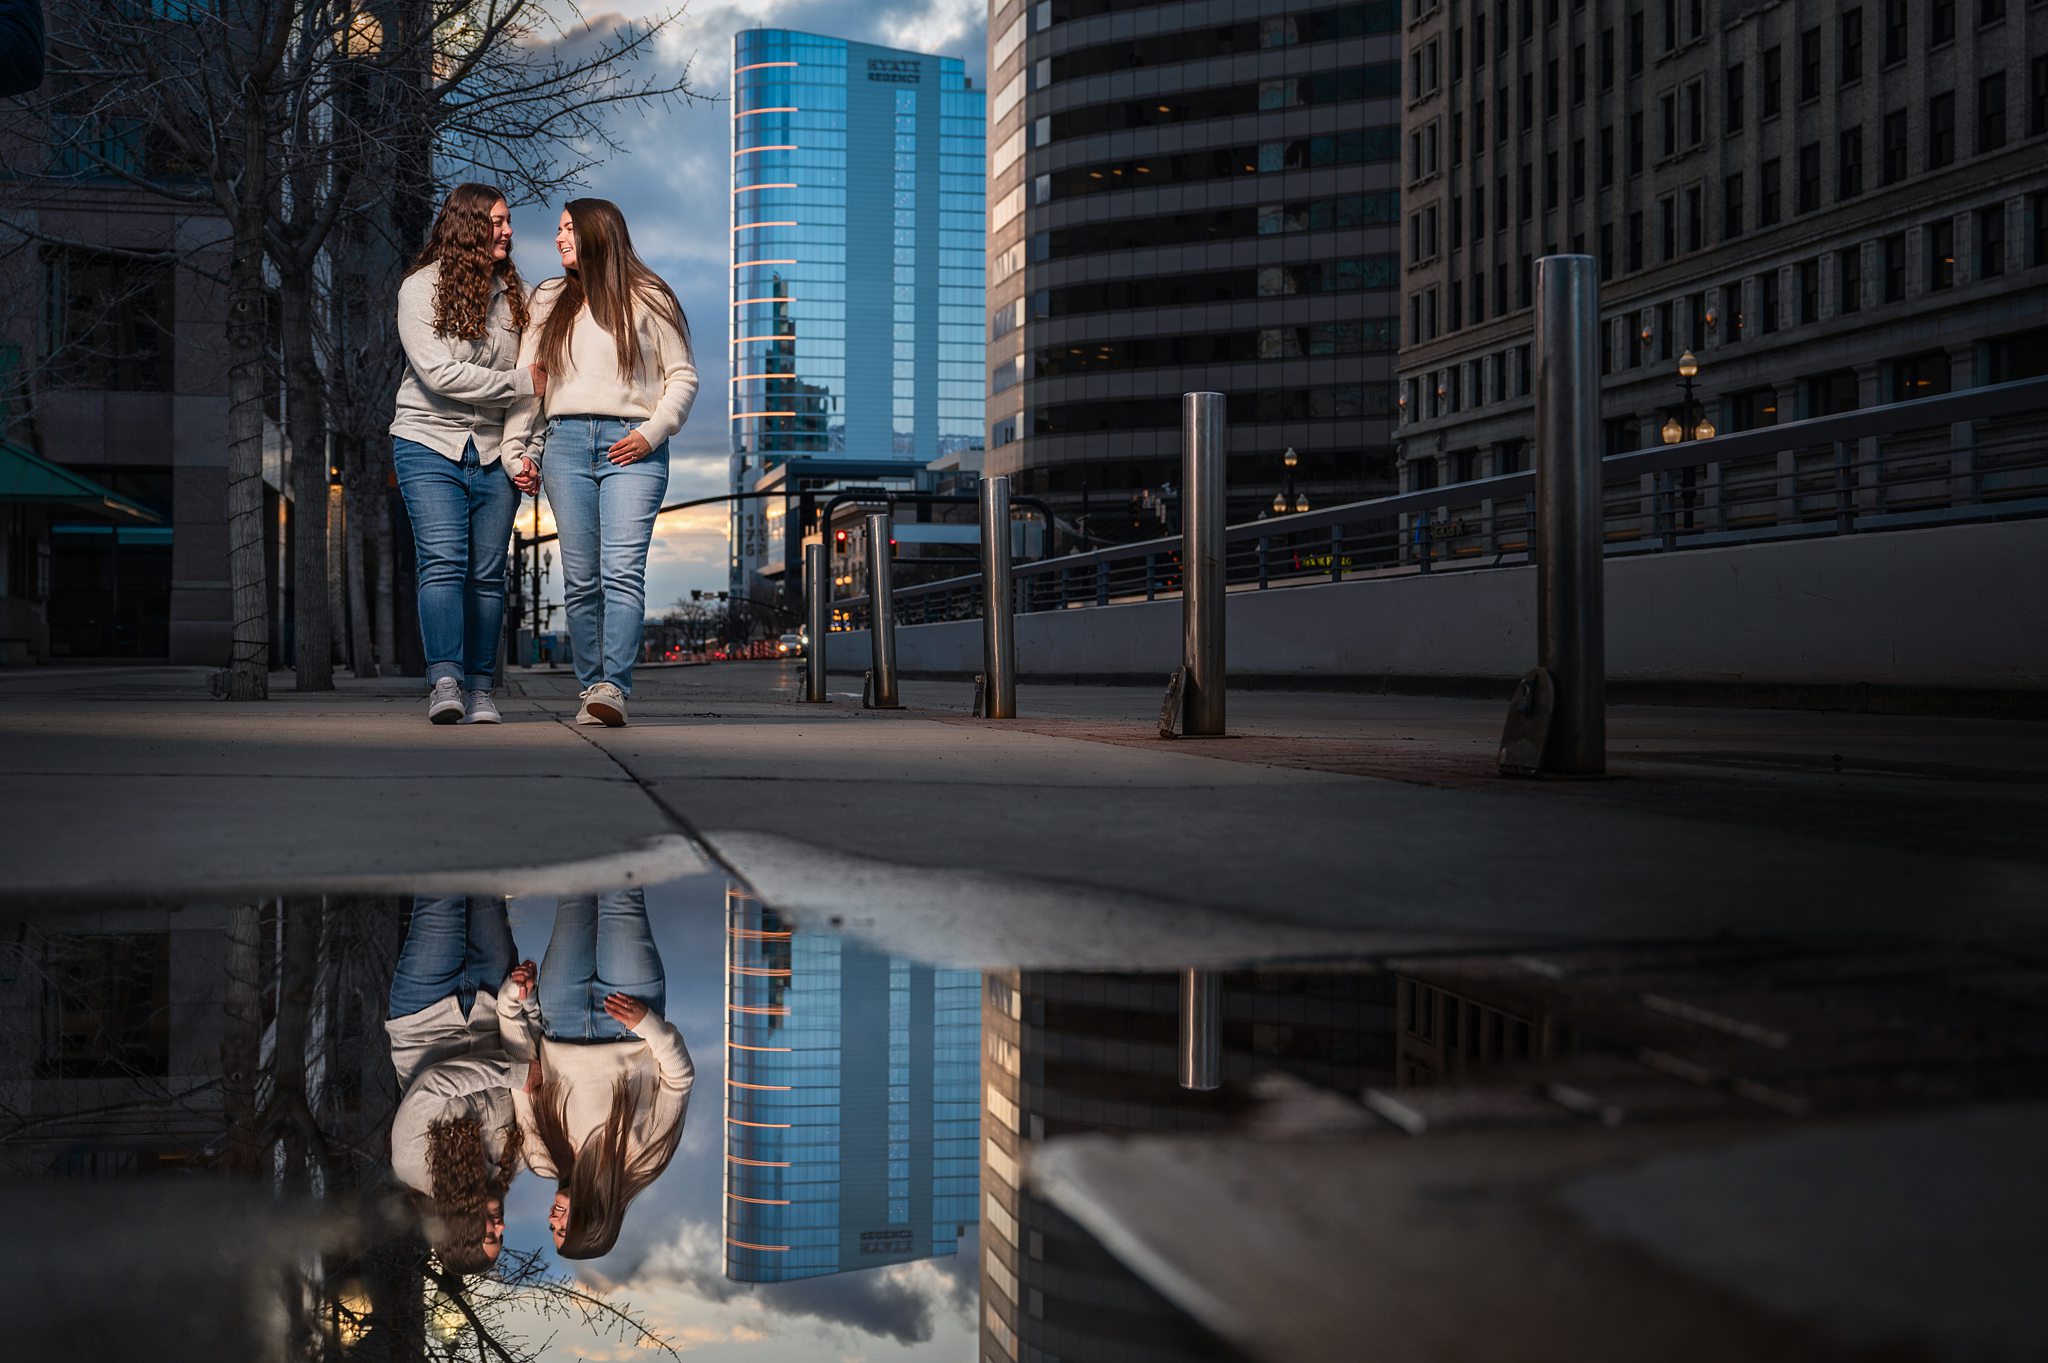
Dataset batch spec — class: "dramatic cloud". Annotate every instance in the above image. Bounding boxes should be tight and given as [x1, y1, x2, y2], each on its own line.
[507, 1, 988, 611]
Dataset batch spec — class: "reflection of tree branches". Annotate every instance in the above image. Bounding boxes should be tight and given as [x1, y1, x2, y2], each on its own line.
[431, 1249, 683, 1363]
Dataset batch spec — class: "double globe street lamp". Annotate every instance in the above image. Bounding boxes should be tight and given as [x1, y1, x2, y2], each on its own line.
[1269, 445, 1309, 516]
[1657, 350, 1714, 539]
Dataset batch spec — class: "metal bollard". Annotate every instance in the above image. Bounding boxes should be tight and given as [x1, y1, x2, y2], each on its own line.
[979, 475, 1017, 719]
[1531, 254, 1606, 774]
[863, 511, 901, 708]
[1178, 967, 1220, 1091]
[804, 541, 829, 703]
[1181, 392, 1226, 736]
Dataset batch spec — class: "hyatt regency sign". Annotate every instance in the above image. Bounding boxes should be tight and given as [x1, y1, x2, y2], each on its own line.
[867, 58, 921, 84]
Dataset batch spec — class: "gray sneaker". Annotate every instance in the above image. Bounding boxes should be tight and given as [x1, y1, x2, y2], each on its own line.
[462, 690, 502, 724]
[583, 681, 627, 727]
[574, 687, 606, 726]
[427, 677, 465, 724]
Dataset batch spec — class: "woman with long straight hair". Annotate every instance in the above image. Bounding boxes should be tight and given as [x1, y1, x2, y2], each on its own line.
[386, 896, 528, 1273]
[391, 183, 546, 724]
[496, 890, 693, 1261]
[502, 198, 697, 728]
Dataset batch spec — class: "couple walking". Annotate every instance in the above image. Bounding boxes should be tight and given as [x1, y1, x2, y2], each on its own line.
[385, 893, 691, 1272]
[390, 183, 698, 728]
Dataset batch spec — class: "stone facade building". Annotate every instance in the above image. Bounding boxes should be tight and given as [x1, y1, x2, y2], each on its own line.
[1396, 0, 2048, 492]
[984, 0, 1406, 537]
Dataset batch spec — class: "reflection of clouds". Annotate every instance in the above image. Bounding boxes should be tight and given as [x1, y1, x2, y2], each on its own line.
[615, 1219, 977, 1346]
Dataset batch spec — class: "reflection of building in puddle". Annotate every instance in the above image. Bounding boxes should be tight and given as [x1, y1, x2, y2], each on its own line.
[0, 906, 400, 1179]
[980, 968, 1396, 1362]
[723, 885, 980, 1281]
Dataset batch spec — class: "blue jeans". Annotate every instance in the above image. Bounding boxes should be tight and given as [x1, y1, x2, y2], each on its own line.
[389, 896, 516, 1019]
[537, 889, 666, 1040]
[540, 418, 669, 694]
[394, 437, 522, 691]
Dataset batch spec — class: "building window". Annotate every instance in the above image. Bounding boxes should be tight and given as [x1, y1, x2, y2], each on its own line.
[1762, 46, 1782, 117]
[1978, 0, 2004, 27]
[1979, 73, 2007, 153]
[1721, 280, 1745, 342]
[1839, 129, 1864, 198]
[1929, 92, 1955, 169]
[1659, 195, 1677, 260]
[1628, 112, 1644, 175]
[1759, 269, 1780, 334]
[1518, 255, 1532, 310]
[1497, 86, 1509, 143]
[1599, 27, 1614, 89]
[1688, 290, 1708, 350]
[1599, 124, 1614, 186]
[1978, 204, 2006, 278]
[1685, 184, 1703, 252]
[1448, 279, 1463, 332]
[1726, 63, 1745, 133]
[1660, 91, 1677, 157]
[1882, 109, 1909, 183]
[2033, 56, 2048, 138]
[1571, 44, 1586, 105]
[1450, 196, 1463, 244]
[1475, 11, 1487, 69]
[1839, 246, 1863, 312]
[1883, 0, 1908, 66]
[1519, 161, 1533, 219]
[1545, 150, 1559, 210]
[1927, 217, 1955, 290]
[1799, 28, 1822, 102]
[1473, 184, 1486, 242]
[1627, 211, 1644, 272]
[1798, 259, 1819, 323]
[1520, 72, 1533, 130]
[1842, 8, 1864, 83]
[41, 250, 175, 392]
[1892, 350, 1952, 401]
[1546, 58, 1559, 118]
[1451, 26, 1464, 81]
[2035, 192, 2048, 268]
[1628, 10, 1644, 75]
[1798, 143, 1821, 213]
[1931, 0, 1956, 46]
[1883, 232, 1907, 300]
[1571, 139, 1586, 199]
[1723, 172, 1744, 238]
[1599, 221, 1615, 280]
[1760, 157, 1782, 226]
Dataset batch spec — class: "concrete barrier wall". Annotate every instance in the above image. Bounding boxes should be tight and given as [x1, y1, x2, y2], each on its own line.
[826, 519, 2048, 691]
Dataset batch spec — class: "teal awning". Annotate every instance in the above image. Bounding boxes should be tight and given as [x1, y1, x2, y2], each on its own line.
[0, 440, 164, 524]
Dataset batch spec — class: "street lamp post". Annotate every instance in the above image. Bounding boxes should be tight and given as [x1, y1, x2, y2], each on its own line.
[1657, 349, 1716, 545]
[1267, 445, 1308, 518]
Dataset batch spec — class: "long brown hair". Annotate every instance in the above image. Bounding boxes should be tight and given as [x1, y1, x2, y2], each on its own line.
[409, 183, 529, 339]
[530, 1075, 684, 1260]
[418, 1113, 524, 1274]
[536, 198, 690, 383]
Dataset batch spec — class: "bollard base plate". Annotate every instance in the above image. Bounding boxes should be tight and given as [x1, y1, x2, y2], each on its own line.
[1158, 667, 1186, 738]
[861, 670, 903, 711]
[972, 673, 985, 718]
[1497, 667, 1555, 776]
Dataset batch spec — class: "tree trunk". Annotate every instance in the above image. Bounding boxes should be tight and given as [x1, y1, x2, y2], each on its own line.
[272, 898, 322, 1194]
[341, 435, 380, 678]
[280, 266, 333, 691]
[220, 902, 267, 1176]
[220, 145, 272, 701]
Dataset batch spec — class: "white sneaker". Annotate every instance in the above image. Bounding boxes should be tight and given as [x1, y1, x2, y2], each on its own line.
[574, 687, 605, 726]
[583, 682, 627, 727]
[427, 677, 465, 724]
[462, 690, 502, 724]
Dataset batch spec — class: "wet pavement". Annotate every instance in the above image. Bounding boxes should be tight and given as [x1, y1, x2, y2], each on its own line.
[1, 663, 2044, 1359]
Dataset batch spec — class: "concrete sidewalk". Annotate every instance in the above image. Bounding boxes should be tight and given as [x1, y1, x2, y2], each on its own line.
[2, 660, 2040, 953]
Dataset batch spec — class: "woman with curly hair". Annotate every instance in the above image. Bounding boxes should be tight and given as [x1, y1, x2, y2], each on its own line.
[500, 198, 698, 728]
[391, 183, 548, 725]
[387, 896, 529, 1272]
[497, 890, 693, 1260]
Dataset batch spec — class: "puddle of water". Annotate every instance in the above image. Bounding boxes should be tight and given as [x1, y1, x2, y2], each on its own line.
[0, 879, 2041, 1363]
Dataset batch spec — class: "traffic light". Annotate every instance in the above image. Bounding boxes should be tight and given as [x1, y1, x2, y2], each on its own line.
[834, 529, 849, 549]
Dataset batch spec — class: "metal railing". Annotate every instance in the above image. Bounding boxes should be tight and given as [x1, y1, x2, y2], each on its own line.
[832, 374, 2048, 630]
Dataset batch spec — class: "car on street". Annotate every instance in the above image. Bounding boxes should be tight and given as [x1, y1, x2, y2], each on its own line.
[777, 632, 806, 658]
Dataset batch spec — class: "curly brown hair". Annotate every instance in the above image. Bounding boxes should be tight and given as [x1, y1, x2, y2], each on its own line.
[409, 183, 530, 340]
[420, 1113, 524, 1274]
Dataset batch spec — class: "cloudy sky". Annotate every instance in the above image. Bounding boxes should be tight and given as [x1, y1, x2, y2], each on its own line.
[497, 873, 983, 1361]
[504, 1, 988, 618]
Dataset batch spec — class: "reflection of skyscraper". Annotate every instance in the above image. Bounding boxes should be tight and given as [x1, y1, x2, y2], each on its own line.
[723, 886, 979, 1281]
[727, 28, 986, 606]
[979, 969, 1395, 1362]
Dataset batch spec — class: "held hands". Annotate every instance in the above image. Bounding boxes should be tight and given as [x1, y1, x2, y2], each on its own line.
[528, 364, 547, 398]
[504, 959, 538, 1001]
[606, 430, 652, 465]
[525, 1059, 544, 1096]
[604, 992, 650, 1031]
[508, 455, 541, 495]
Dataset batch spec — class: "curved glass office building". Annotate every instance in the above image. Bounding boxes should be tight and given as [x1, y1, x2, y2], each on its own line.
[728, 29, 985, 603]
[984, 1, 1405, 533]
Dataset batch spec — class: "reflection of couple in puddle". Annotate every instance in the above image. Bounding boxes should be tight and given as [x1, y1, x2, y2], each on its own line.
[385, 892, 693, 1273]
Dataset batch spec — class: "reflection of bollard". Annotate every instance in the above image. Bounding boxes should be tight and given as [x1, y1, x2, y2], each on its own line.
[863, 512, 901, 709]
[979, 475, 1017, 719]
[1178, 967, 1220, 1091]
[1181, 392, 1226, 737]
[804, 541, 829, 703]
[1501, 254, 1605, 776]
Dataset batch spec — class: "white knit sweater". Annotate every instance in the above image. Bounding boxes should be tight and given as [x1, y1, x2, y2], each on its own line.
[495, 990, 694, 1179]
[500, 279, 698, 471]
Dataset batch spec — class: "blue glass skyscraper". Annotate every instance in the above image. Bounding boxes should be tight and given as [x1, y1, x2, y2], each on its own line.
[723, 887, 980, 1282]
[728, 29, 986, 606]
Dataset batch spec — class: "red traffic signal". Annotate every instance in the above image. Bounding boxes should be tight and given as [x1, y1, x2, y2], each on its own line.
[834, 529, 848, 545]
